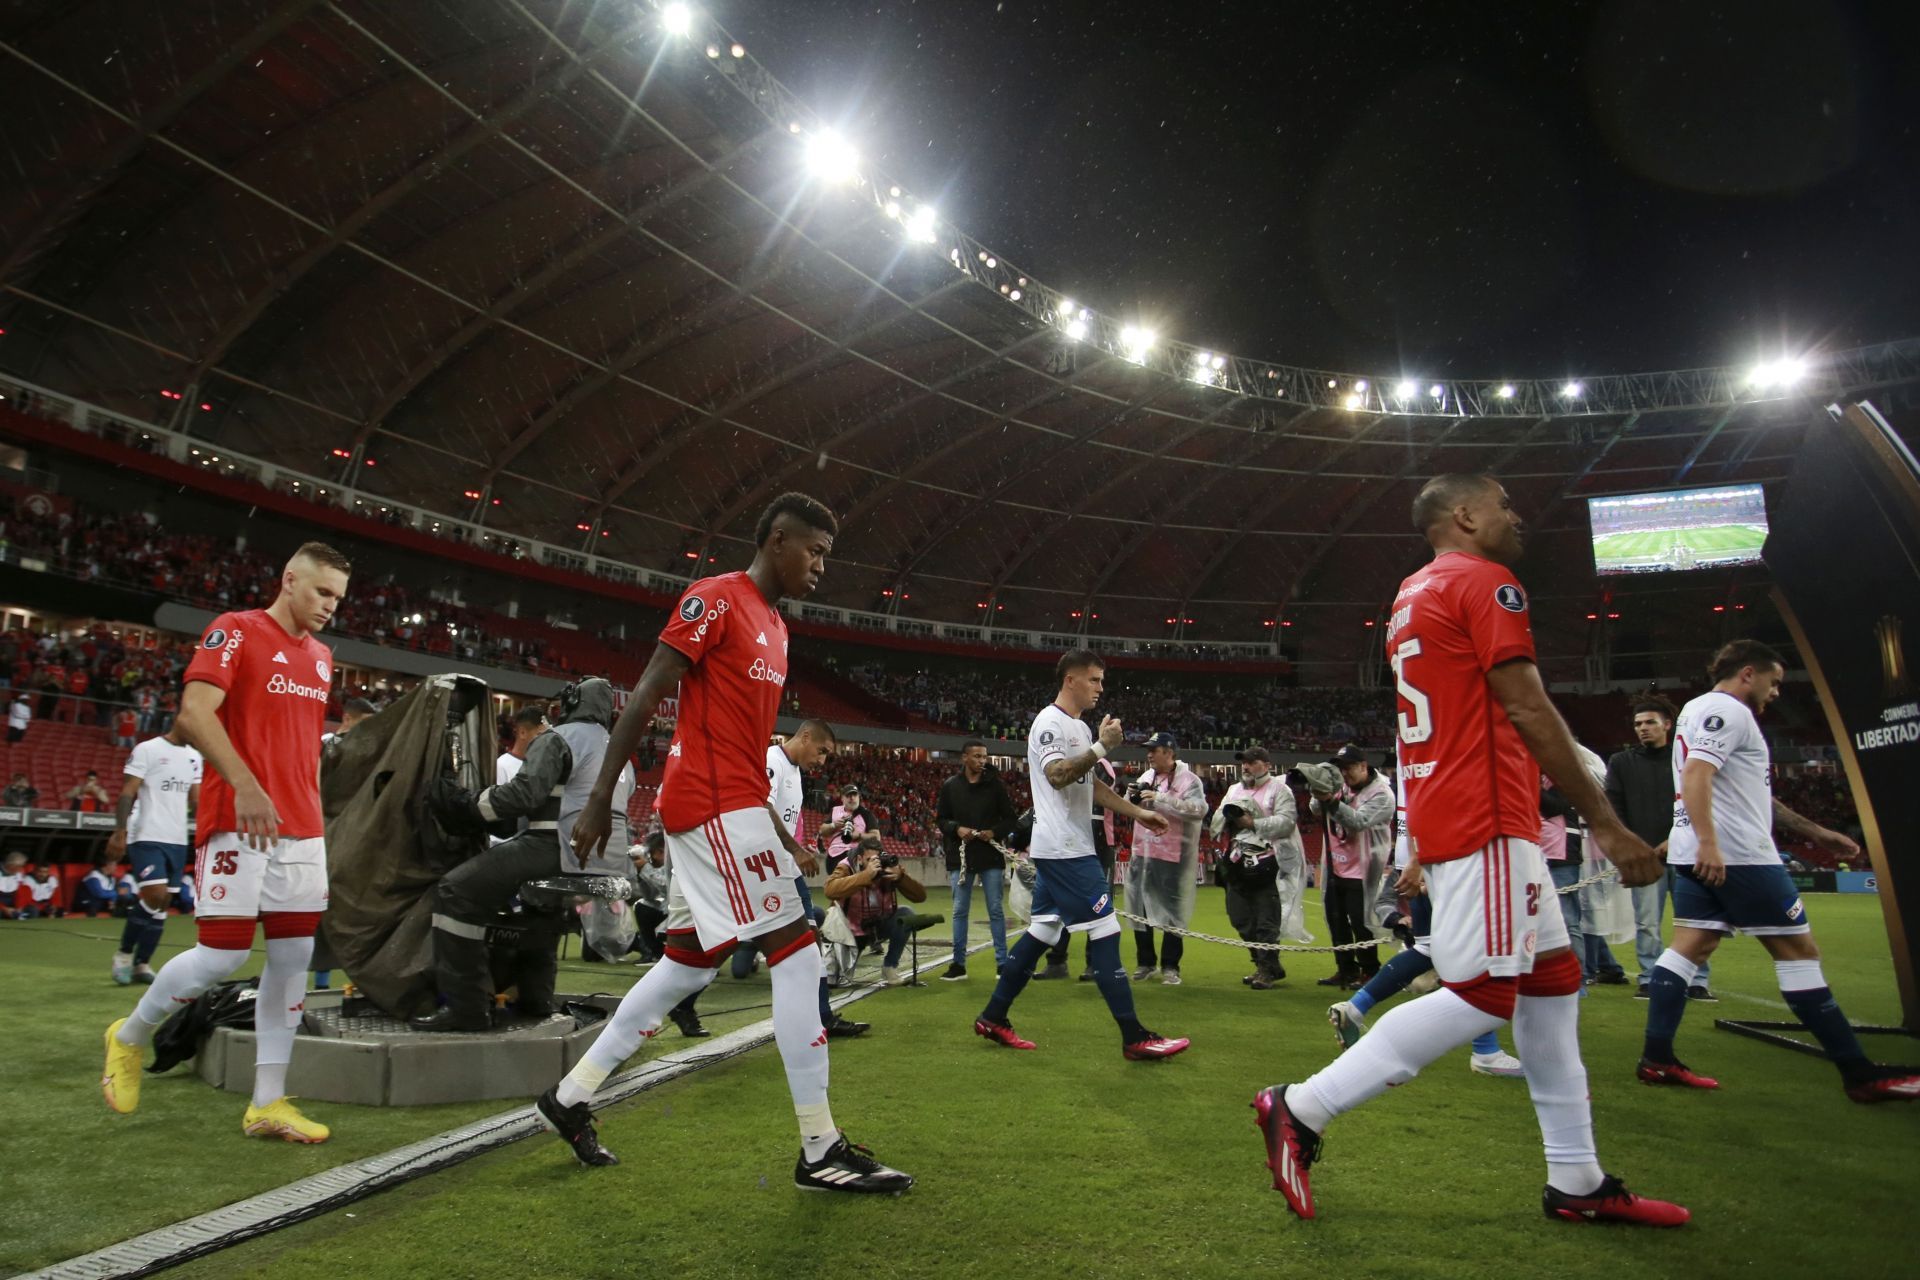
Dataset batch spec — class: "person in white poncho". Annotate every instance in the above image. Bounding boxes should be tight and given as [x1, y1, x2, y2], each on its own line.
[1210, 747, 1304, 989]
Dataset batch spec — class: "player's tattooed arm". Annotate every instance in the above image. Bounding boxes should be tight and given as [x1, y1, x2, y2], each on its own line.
[1771, 797, 1860, 856]
[1042, 715, 1123, 789]
[106, 773, 142, 858]
[1485, 658, 1661, 888]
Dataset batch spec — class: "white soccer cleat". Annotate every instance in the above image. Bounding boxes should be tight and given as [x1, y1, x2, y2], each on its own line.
[1470, 1050, 1526, 1079]
[111, 952, 134, 986]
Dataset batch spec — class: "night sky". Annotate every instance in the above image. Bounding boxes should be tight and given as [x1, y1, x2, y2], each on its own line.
[730, 0, 1919, 381]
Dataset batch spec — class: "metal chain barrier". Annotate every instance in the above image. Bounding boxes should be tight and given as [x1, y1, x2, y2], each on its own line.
[983, 837, 1623, 955]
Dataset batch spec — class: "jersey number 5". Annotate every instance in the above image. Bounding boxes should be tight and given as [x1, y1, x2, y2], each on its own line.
[1391, 638, 1433, 744]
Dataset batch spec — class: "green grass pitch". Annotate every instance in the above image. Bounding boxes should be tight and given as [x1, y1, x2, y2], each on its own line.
[1593, 523, 1767, 570]
[4, 891, 1916, 1279]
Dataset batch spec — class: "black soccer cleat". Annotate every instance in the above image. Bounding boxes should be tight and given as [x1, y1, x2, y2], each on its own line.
[534, 1086, 619, 1167]
[794, 1135, 914, 1194]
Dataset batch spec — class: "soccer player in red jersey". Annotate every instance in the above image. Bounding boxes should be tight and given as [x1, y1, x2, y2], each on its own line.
[101, 542, 350, 1144]
[534, 493, 912, 1194]
[1253, 475, 1688, 1226]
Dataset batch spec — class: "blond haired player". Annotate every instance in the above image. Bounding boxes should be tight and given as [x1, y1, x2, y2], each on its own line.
[101, 541, 350, 1143]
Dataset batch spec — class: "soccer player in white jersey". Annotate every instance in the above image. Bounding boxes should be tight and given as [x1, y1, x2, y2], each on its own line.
[1638, 639, 1920, 1101]
[766, 718, 867, 1038]
[106, 724, 203, 985]
[972, 648, 1188, 1060]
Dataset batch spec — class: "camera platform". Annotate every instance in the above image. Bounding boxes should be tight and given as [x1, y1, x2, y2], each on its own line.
[193, 990, 623, 1107]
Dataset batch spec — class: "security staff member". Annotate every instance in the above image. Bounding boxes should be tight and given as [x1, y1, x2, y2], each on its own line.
[414, 678, 633, 1032]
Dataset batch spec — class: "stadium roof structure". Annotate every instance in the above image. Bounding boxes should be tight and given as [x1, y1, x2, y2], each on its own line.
[3, 0, 1919, 676]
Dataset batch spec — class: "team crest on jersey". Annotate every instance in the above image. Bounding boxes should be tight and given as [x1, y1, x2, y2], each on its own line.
[203, 629, 227, 650]
[316, 659, 331, 682]
[1494, 583, 1527, 613]
[1703, 714, 1725, 733]
[763, 893, 782, 913]
[679, 595, 706, 622]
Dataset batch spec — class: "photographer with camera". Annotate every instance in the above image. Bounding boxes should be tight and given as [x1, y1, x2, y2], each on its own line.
[824, 784, 874, 873]
[1211, 748, 1303, 989]
[824, 832, 927, 986]
[1307, 745, 1394, 990]
[1124, 732, 1207, 985]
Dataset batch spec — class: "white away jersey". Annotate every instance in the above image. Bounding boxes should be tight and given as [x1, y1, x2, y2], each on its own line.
[766, 742, 804, 840]
[1027, 704, 1095, 860]
[124, 736, 202, 845]
[1668, 689, 1775, 866]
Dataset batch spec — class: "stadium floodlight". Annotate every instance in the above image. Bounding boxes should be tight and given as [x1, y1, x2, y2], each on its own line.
[1561, 381, 1583, 398]
[802, 129, 860, 184]
[1058, 300, 1076, 319]
[883, 200, 900, 219]
[1120, 326, 1156, 362]
[661, 3, 693, 37]
[1749, 356, 1809, 389]
[1211, 355, 1226, 370]
[1064, 317, 1088, 341]
[1396, 380, 1417, 399]
[1428, 384, 1444, 399]
[904, 205, 938, 243]
[1353, 379, 1368, 392]
[1196, 352, 1215, 368]
[1343, 392, 1363, 410]
[1496, 383, 1516, 399]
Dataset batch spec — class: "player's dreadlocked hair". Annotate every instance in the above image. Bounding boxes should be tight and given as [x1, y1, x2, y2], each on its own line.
[1708, 639, 1785, 683]
[755, 492, 838, 546]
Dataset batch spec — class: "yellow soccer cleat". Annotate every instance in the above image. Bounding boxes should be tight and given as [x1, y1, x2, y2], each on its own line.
[242, 1097, 331, 1144]
[102, 1018, 144, 1114]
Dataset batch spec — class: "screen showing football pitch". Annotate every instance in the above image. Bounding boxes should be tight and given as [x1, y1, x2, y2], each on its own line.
[1587, 483, 1769, 575]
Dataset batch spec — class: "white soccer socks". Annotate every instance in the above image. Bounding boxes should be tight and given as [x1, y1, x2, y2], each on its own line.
[1293, 987, 1505, 1131]
[120, 944, 252, 1046]
[556, 957, 716, 1108]
[1512, 992, 1604, 1196]
[769, 941, 837, 1162]
[252, 936, 314, 1107]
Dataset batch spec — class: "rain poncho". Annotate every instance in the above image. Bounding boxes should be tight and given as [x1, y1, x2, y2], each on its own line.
[1123, 760, 1206, 931]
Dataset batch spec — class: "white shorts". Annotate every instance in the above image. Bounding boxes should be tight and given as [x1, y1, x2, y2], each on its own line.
[1423, 837, 1568, 984]
[194, 832, 329, 918]
[663, 806, 803, 952]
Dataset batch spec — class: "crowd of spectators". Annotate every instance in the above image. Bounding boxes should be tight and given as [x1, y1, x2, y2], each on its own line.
[840, 661, 1395, 753]
[0, 492, 625, 679]
[0, 624, 189, 732]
